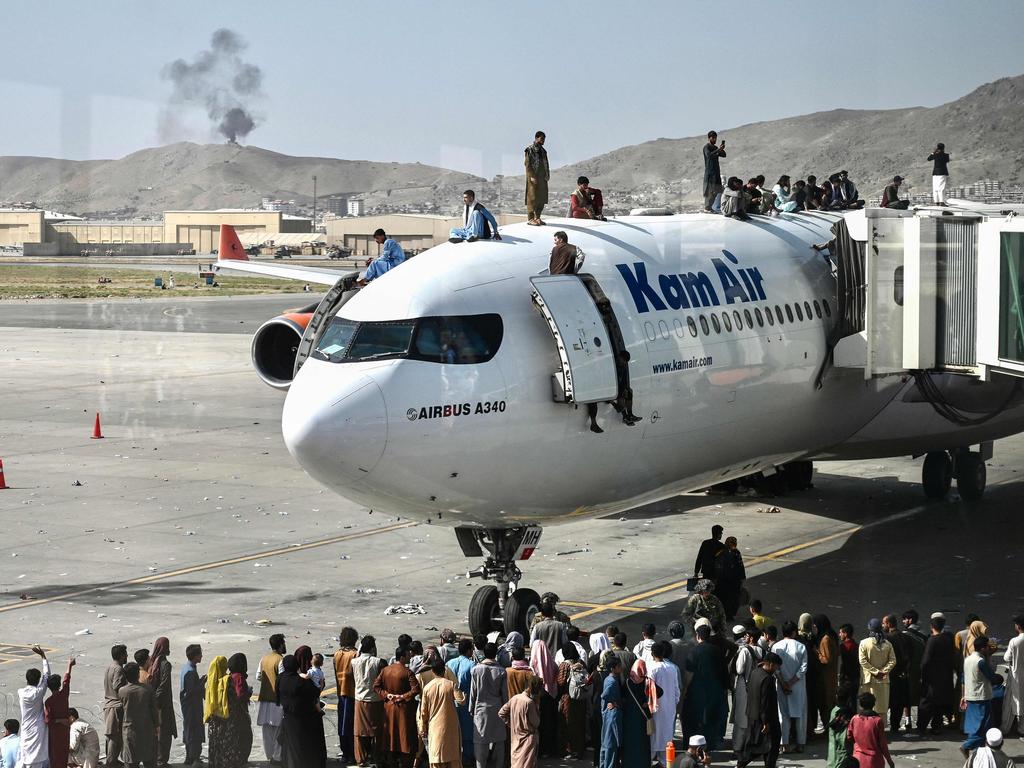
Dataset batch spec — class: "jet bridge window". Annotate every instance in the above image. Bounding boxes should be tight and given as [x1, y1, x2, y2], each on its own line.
[999, 232, 1024, 363]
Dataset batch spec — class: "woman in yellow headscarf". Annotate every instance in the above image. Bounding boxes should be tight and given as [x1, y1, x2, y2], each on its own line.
[205, 655, 230, 722]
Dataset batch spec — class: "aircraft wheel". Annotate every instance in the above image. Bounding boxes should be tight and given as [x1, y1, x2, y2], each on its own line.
[468, 585, 501, 637]
[503, 587, 541, 637]
[956, 454, 987, 502]
[922, 451, 952, 500]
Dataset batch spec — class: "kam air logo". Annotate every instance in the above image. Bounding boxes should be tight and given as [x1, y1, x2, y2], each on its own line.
[407, 401, 507, 421]
[615, 249, 766, 314]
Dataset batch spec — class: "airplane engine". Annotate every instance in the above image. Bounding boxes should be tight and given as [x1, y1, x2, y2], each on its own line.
[250, 312, 312, 390]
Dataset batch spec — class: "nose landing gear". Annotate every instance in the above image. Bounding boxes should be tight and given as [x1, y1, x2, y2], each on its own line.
[456, 526, 543, 637]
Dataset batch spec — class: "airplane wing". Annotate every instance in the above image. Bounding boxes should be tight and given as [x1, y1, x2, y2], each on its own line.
[214, 258, 358, 286]
[213, 223, 360, 286]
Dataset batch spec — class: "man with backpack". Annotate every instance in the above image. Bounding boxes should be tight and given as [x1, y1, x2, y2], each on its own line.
[558, 644, 590, 759]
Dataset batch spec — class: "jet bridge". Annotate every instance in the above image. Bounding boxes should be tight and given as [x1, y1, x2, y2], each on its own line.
[832, 204, 1024, 382]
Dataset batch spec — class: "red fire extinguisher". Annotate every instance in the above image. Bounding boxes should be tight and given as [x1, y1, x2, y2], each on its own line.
[665, 740, 676, 766]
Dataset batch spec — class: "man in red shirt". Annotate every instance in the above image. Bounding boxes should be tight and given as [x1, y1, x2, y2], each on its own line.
[44, 656, 76, 768]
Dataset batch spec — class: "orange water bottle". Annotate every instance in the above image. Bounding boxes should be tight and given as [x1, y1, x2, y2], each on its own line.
[665, 740, 676, 766]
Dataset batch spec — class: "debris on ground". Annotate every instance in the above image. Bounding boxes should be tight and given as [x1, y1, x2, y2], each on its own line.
[353, 587, 383, 594]
[384, 604, 427, 615]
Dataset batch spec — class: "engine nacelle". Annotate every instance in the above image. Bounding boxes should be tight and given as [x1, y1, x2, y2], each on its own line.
[251, 312, 312, 390]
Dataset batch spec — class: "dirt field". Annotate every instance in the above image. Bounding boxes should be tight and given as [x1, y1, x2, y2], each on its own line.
[0, 265, 303, 299]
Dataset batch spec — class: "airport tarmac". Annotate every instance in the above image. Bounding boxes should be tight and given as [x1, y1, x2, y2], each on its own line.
[1, 295, 1022, 767]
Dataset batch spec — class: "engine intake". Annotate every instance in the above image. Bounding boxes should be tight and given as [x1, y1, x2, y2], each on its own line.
[251, 313, 311, 390]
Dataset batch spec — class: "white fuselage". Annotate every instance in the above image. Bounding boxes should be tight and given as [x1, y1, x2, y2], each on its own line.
[281, 213, 1024, 528]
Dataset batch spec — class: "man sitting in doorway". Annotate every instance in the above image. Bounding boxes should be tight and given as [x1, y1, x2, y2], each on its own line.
[570, 176, 607, 220]
[449, 190, 502, 243]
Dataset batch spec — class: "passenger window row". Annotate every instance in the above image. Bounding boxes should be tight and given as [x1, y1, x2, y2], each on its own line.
[685, 298, 831, 338]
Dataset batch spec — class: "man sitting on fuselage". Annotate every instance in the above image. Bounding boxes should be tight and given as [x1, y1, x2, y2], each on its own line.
[358, 228, 406, 285]
[449, 190, 502, 243]
[570, 176, 607, 221]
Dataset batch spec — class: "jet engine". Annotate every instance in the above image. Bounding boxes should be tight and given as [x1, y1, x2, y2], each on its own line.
[250, 311, 313, 390]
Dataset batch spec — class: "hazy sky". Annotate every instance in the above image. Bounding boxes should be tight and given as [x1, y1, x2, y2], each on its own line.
[4, 0, 1023, 177]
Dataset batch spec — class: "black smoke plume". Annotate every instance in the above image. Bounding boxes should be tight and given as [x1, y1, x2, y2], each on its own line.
[161, 28, 262, 143]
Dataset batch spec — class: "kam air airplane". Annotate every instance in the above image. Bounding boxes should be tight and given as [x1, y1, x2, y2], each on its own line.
[216, 203, 1024, 635]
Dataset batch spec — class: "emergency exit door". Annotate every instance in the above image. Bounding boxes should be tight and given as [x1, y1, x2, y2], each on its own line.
[530, 275, 619, 404]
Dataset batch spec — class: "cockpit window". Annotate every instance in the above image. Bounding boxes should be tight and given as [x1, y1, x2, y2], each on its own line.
[313, 314, 502, 365]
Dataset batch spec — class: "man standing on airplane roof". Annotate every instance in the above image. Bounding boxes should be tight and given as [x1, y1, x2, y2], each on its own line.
[703, 131, 726, 213]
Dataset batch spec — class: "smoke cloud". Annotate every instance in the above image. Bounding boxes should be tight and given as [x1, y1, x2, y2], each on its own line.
[160, 28, 263, 143]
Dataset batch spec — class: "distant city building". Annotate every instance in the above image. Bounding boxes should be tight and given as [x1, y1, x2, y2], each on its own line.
[261, 197, 299, 215]
[347, 199, 365, 217]
[324, 196, 348, 216]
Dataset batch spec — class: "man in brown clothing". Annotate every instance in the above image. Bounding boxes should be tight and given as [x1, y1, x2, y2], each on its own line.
[103, 644, 128, 766]
[548, 232, 578, 275]
[118, 662, 158, 768]
[334, 626, 359, 764]
[373, 646, 421, 768]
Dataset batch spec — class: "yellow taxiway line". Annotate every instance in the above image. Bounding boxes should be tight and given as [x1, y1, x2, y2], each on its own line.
[0, 522, 418, 614]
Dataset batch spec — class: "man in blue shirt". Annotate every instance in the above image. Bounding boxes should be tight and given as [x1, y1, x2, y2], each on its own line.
[359, 228, 406, 284]
[448, 190, 502, 243]
[0, 719, 19, 768]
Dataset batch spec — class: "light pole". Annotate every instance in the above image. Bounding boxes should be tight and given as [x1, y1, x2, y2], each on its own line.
[312, 175, 318, 230]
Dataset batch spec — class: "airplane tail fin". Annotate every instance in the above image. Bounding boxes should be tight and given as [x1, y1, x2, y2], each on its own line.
[218, 224, 248, 260]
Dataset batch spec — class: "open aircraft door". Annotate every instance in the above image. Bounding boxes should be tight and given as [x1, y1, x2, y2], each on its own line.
[293, 272, 361, 377]
[530, 275, 620, 404]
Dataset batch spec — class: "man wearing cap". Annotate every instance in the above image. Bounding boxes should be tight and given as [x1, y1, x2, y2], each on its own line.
[737, 653, 782, 768]
[881, 176, 910, 209]
[772, 622, 808, 753]
[693, 526, 725, 580]
[678, 735, 711, 768]
[732, 625, 764, 752]
[918, 613, 957, 735]
[965, 728, 1014, 768]
[359, 229, 406, 284]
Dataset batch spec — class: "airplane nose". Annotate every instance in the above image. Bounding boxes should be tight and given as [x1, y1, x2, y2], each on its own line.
[282, 365, 388, 486]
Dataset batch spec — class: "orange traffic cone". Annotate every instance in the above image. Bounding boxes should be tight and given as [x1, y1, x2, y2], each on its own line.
[0, 458, 8, 489]
[91, 412, 104, 440]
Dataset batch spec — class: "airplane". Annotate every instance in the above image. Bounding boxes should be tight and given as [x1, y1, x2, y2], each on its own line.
[215, 206, 1024, 636]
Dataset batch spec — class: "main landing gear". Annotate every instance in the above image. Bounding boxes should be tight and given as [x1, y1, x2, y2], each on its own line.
[921, 443, 990, 501]
[456, 526, 544, 637]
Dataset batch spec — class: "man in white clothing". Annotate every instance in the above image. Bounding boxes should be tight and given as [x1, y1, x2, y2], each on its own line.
[632, 624, 657, 664]
[1002, 615, 1024, 736]
[647, 641, 680, 766]
[18, 645, 50, 768]
[68, 708, 101, 768]
[771, 621, 809, 753]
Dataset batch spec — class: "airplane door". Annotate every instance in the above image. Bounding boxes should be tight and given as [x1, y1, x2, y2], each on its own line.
[293, 273, 361, 377]
[530, 275, 619, 404]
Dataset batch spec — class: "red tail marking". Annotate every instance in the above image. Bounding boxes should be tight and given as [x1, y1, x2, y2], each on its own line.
[219, 224, 248, 260]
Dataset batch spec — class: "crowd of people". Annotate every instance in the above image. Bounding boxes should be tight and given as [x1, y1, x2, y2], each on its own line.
[5, 552, 1021, 768]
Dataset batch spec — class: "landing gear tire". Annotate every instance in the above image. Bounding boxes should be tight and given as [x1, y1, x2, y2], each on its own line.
[922, 451, 952, 500]
[956, 454, 987, 502]
[468, 585, 502, 636]
[503, 587, 541, 637]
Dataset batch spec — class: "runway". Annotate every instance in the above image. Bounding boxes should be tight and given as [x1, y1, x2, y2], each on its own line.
[1, 295, 1022, 767]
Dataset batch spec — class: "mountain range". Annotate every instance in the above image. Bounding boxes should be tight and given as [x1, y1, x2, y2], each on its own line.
[1, 74, 1021, 216]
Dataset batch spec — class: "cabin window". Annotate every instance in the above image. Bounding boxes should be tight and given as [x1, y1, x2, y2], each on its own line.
[744, 309, 754, 328]
[754, 307, 764, 327]
[711, 314, 722, 334]
[699, 315, 710, 335]
[823, 299, 832, 317]
[785, 304, 795, 323]
[803, 301, 813, 320]
[722, 312, 732, 332]
[687, 317, 698, 337]
[775, 305, 785, 324]
[733, 310, 743, 330]
[813, 300, 822, 318]
[795, 303, 804, 321]
[765, 307, 774, 326]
